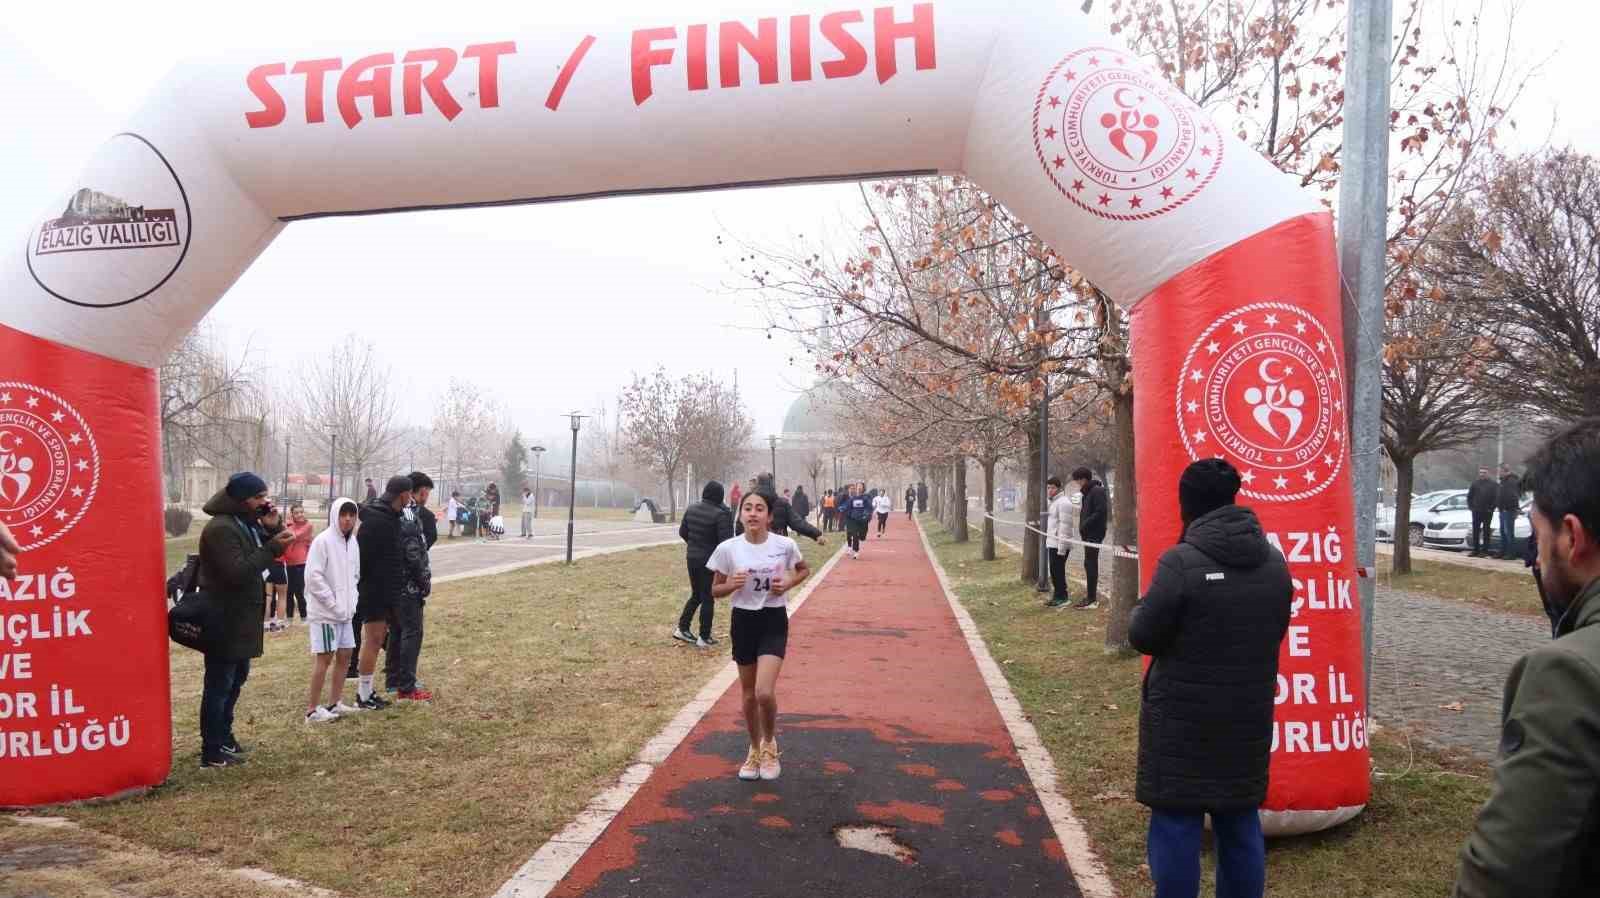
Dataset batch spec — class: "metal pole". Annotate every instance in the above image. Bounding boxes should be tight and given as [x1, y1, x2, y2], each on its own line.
[1496, 421, 1505, 468]
[284, 434, 290, 504]
[1337, 0, 1393, 718]
[769, 436, 778, 479]
[566, 414, 584, 564]
[328, 433, 337, 506]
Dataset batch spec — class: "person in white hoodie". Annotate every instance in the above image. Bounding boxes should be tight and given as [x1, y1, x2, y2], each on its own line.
[1045, 476, 1075, 608]
[304, 498, 364, 723]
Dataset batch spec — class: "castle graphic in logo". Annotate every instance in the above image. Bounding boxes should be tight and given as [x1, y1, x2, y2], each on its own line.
[35, 188, 182, 256]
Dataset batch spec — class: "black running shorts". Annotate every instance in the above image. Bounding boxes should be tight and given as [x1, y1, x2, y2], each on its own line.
[731, 606, 789, 666]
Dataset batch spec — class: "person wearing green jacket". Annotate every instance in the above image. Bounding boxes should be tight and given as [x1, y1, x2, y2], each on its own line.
[196, 472, 292, 768]
[1455, 419, 1600, 897]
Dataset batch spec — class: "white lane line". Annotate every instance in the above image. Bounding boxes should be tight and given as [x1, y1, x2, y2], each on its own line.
[917, 517, 1119, 898]
[491, 546, 848, 898]
[433, 538, 682, 585]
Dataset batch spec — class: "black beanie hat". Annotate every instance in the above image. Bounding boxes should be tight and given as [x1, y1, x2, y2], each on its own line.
[702, 480, 725, 505]
[383, 475, 415, 499]
[226, 472, 268, 500]
[1179, 459, 1242, 522]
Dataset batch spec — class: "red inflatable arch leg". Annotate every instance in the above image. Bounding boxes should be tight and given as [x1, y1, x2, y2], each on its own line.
[0, 1, 1366, 828]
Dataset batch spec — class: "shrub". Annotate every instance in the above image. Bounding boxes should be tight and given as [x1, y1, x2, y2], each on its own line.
[164, 505, 194, 538]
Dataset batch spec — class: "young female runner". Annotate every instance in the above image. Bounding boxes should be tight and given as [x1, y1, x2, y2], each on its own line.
[707, 489, 811, 781]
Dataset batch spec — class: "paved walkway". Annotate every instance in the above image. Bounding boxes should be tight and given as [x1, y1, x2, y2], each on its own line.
[429, 519, 679, 582]
[1370, 586, 1545, 760]
[522, 522, 1088, 898]
[981, 517, 1544, 761]
[1375, 542, 1526, 573]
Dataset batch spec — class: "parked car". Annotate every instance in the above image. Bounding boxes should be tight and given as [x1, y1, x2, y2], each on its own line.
[1423, 496, 1532, 554]
[1377, 489, 1464, 546]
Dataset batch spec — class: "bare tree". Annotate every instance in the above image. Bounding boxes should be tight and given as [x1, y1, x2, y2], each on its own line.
[685, 376, 756, 489]
[430, 379, 499, 489]
[619, 367, 701, 521]
[297, 336, 401, 493]
[158, 325, 257, 499]
[1435, 150, 1600, 421]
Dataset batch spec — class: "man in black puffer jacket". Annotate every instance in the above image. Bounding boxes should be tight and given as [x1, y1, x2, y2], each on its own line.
[352, 475, 412, 709]
[675, 480, 734, 647]
[737, 473, 825, 545]
[1130, 458, 1292, 898]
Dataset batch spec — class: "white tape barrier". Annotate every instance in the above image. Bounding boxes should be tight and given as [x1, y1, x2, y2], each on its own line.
[979, 512, 1140, 561]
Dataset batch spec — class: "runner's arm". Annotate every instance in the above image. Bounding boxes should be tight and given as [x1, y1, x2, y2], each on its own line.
[711, 571, 748, 598]
[772, 558, 810, 596]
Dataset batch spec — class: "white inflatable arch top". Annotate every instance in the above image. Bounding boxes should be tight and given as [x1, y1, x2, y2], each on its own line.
[0, 0, 1369, 834]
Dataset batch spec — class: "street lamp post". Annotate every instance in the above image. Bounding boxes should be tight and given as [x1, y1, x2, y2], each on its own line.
[325, 425, 339, 507]
[565, 413, 587, 564]
[768, 435, 778, 480]
[283, 434, 290, 505]
[530, 445, 546, 518]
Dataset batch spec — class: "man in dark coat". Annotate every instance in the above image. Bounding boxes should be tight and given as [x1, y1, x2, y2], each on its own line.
[1497, 465, 1524, 559]
[1072, 467, 1110, 609]
[791, 485, 811, 523]
[675, 480, 734, 646]
[1456, 419, 1600, 897]
[353, 475, 412, 709]
[737, 473, 825, 545]
[196, 472, 292, 768]
[905, 486, 916, 520]
[385, 472, 434, 701]
[1129, 459, 1292, 898]
[1468, 467, 1499, 557]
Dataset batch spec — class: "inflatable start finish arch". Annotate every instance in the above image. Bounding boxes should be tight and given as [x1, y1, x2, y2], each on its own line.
[0, 1, 1368, 832]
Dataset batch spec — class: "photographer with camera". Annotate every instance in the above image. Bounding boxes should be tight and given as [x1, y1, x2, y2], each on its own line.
[196, 472, 292, 768]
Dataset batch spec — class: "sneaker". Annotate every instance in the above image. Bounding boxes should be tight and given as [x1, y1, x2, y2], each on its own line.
[221, 738, 248, 757]
[1045, 597, 1069, 608]
[671, 628, 696, 644]
[738, 746, 762, 780]
[700, 635, 719, 646]
[200, 753, 244, 769]
[759, 742, 781, 780]
[397, 688, 434, 702]
[305, 706, 339, 724]
[329, 701, 363, 715]
[695, 637, 711, 649]
[1072, 600, 1100, 610]
[357, 693, 392, 710]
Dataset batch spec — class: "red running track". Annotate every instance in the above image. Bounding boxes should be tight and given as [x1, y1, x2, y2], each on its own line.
[543, 519, 1087, 898]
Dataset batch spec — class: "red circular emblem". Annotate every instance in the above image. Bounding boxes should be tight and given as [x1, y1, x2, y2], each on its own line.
[0, 383, 101, 550]
[1176, 304, 1347, 502]
[1033, 47, 1224, 221]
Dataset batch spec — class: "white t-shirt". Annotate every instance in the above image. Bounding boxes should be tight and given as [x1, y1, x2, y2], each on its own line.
[873, 495, 892, 514]
[706, 533, 803, 611]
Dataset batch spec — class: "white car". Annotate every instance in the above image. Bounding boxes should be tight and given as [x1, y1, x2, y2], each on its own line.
[1377, 489, 1466, 546]
[1423, 496, 1532, 553]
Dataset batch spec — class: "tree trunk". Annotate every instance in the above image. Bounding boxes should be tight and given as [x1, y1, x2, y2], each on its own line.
[981, 457, 997, 560]
[952, 458, 969, 542]
[1391, 454, 1415, 575]
[1103, 317, 1140, 654]
[665, 467, 678, 522]
[1022, 417, 1042, 584]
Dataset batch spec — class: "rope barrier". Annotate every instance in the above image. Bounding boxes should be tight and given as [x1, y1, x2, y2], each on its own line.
[979, 512, 1142, 561]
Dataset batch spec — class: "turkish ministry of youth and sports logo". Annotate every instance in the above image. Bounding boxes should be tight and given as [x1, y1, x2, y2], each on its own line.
[0, 383, 101, 550]
[1033, 46, 1225, 220]
[1176, 304, 1347, 502]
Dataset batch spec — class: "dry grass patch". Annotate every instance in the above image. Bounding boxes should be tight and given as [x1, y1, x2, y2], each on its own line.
[1375, 558, 1543, 616]
[923, 522, 1490, 898]
[63, 539, 833, 898]
[0, 817, 306, 898]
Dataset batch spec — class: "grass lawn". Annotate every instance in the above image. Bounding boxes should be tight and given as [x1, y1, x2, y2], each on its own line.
[923, 521, 1491, 898]
[55, 538, 834, 898]
[0, 818, 289, 898]
[1374, 557, 1543, 616]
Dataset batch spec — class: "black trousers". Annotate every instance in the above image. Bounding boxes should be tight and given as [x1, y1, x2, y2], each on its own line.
[1470, 509, 1493, 553]
[678, 561, 716, 639]
[1083, 545, 1101, 602]
[285, 564, 307, 619]
[384, 595, 425, 693]
[876, 512, 889, 535]
[848, 520, 867, 552]
[1048, 547, 1070, 600]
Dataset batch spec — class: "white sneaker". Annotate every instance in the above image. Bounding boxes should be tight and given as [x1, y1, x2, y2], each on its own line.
[759, 742, 781, 780]
[305, 706, 339, 724]
[695, 637, 711, 649]
[329, 701, 363, 715]
[738, 745, 762, 781]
